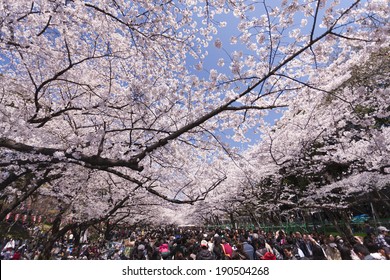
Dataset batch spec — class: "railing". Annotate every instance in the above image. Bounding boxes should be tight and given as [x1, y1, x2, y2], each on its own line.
[206, 217, 390, 235]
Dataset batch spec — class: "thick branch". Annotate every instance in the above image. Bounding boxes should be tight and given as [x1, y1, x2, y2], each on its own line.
[0, 138, 142, 171]
[53, 195, 130, 238]
[146, 176, 227, 204]
[0, 170, 32, 192]
[0, 171, 62, 221]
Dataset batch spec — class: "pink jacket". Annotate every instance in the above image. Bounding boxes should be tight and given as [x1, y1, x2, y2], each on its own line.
[159, 243, 169, 253]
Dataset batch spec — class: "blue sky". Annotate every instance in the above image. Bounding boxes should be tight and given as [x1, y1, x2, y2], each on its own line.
[183, 0, 361, 150]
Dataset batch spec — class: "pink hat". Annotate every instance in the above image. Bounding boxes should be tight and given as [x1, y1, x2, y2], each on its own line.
[200, 240, 208, 248]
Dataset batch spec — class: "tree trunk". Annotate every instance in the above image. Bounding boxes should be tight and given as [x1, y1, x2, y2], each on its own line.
[340, 211, 354, 241]
[104, 220, 112, 241]
[324, 209, 353, 239]
[229, 212, 235, 229]
[72, 228, 81, 247]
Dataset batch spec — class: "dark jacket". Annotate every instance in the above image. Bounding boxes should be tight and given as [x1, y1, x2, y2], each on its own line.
[242, 242, 255, 260]
[196, 248, 215, 260]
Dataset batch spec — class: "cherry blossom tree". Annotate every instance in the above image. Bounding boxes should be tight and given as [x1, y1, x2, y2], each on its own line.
[0, 0, 389, 241]
[218, 44, 390, 236]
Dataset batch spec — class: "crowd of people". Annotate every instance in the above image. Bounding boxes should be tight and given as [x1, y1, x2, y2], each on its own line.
[1, 224, 389, 260]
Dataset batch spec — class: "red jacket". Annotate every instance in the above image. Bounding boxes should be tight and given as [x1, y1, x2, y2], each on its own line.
[222, 243, 233, 258]
[11, 252, 21, 260]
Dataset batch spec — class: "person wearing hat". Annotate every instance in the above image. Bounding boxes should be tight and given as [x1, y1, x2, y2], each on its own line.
[196, 240, 215, 260]
[376, 226, 389, 248]
[131, 243, 146, 260]
[159, 242, 171, 260]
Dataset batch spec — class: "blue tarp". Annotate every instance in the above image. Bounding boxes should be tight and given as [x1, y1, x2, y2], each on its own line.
[351, 214, 370, 223]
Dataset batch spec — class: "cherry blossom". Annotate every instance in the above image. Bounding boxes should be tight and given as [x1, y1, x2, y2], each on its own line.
[0, 0, 388, 235]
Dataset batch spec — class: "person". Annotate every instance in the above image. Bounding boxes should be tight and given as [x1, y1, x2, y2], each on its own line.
[254, 238, 268, 259]
[123, 237, 135, 259]
[282, 244, 298, 260]
[335, 236, 352, 260]
[240, 236, 255, 260]
[132, 243, 146, 260]
[68, 233, 74, 244]
[3, 239, 15, 251]
[261, 251, 277, 260]
[376, 226, 390, 248]
[159, 242, 171, 260]
[1, 248, 12, 260]
[147, 239, 160, 260]
[221, 236, 233, 259]
[377, 245, 390, 260]
[353, 244, 379, 260]
[296, 232, 312, 259]
[308, 235, 327, 260]
[174, 251, 185, 260]
[323, 235, 342, 260]
[363, 232, 378, 253]
[285, 236, 306, 259]
[170, 237, 187, 260]
[363, 221, 374, 235]
[232, 243, 251, 260]
[196, 240, 214, 260]
[301, 234, 313, 258]
[111, 248, 121, 260]
[276, 230, 287, 246]
[11, 250, 22, 260]
[212, 236, 224, 260]
[207, 237, 215, 253]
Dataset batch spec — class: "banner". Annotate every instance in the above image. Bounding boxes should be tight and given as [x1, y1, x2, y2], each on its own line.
[1, 260, 388, 280]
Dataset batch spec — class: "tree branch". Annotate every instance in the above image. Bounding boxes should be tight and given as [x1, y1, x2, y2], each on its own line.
[0, 137, 142, 171]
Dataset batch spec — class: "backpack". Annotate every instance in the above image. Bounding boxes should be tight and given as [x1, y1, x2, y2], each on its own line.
[160, 247, 171, 259]
[221, 244, 232, 259]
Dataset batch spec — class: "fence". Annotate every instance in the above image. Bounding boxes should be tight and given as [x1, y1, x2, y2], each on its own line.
[206, 217, 390, 235]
